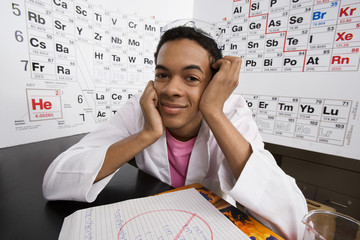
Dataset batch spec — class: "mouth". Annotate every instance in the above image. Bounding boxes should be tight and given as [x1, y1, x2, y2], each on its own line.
[160, 101, 187, 115]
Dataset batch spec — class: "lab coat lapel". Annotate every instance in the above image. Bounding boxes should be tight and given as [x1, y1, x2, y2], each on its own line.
[147, 131, 171, 184]
[185, 120, 210, 185]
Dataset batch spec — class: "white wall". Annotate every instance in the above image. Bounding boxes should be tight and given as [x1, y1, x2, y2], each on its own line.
[193, 0, 232, 22]
[99, 0, 194, 20]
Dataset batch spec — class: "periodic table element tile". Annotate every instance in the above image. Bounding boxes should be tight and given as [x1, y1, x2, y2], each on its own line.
[308, 25, 336, 49]
[267, 11, 290, 33]
[73, 1, 94, 24]
[264, 31, 286, 52]
[283, 50, 306, 72]
[110, 67, 127, 84]
[110, 31, 127, 50]
[92, 6, 111, 28]
[257, 114, 276, 134]
[317, 120, 348, 145]
[110, 49, 127, 68]
[230, 18, 249, 38]
[263, 51, 284, 72]
[257, 95, 278, 115]
[219, 37, 232, 56]
[229, 37, 247, 57]
[290, 0, 312, 10]
[126, 88, 144, 100]
[244, 53, 264, 72]
[95, 89, 111, 106]
[142, 54, 155, 70]
[95, 65, 111, 84]
[305, 49, 333, 71]
[127, 33, 143, 52]
[295, 118, 320, 141]
[143, 35, 158, 54]
[247, 15, 268, 35]
[276, 97, 300, 116]
[56, 58, 76, 81]
[93, 25, 111, 48]
[53, 11, 76, 39]
[243, 94, 260, 118]
[321, 99, 352, 123]
[274, 115, 297, 137]
[127, 68, 144, 85]
[110, 12, 128, 32]
[298, 98, 324, 120]
[127, 50, 143, 69]
[338, 0, 360, 24]
[75, 22, 94, 44]
[247, 34, 266, 54]
[334, 22, 360, 48]
[109, 88, 127, 105]
[126, 15, 144, 34]
[54, 36, 76, 60]
[29, 54, 56, 80]
[232, 1, 249, 20]
[330, 47, 360, 71]
[268, 0, 291, 13]
[95, 105, 112, 123]
[284, 29, 309, 51]
[142, 17, 160, 36]
[93, 45, 110, 65]
[27, 29, 55, 57]
[248, 0, 270, 17]
[26, 88, 63, 121]
[288, 6, 312, 31]
[25, 1, 53, 32]
[312, 1, 340, 27]
[143, 69, 155, 83]
[52, 0, 75, 17]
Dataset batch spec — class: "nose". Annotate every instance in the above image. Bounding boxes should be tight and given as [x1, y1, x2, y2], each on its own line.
[161, 76, 184, 97]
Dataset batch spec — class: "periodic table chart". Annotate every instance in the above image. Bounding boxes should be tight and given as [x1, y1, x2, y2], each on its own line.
[1, 0, 359, 160]
[216, 0, 359, 160]
[1, 0, 164, 147]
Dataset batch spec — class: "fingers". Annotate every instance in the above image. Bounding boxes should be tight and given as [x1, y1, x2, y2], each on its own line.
[212, 56, 242, 70]
[141, 81, 157, 102]
[143, 80, 155, 95]
[140, 81, 164, 138]
[211, 56, 242, 88]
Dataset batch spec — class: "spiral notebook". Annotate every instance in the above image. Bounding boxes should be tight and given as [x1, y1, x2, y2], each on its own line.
[59, 188, 250, 239]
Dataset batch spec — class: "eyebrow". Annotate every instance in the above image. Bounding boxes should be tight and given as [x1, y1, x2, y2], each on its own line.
[155, 64, 204, 73]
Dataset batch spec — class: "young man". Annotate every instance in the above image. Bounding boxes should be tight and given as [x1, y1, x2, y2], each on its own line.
[43, 25, 307, 239]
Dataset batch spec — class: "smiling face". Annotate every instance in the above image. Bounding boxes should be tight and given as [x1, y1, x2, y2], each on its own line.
[154, 39, 213, 141]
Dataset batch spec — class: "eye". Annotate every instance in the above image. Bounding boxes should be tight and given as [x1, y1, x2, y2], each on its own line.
[185, 76, 200, 82]
[155, 73, 169, 81]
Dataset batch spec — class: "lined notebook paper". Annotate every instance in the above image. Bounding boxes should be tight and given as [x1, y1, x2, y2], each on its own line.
[59, 188, 250, 239]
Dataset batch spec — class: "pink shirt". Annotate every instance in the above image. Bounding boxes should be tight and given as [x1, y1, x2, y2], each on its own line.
[166, 130, 196, 188]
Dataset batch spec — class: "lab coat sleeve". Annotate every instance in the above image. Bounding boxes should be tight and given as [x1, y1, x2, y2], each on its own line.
[228, 147, 308, 240]
[42, 96, 141, 202]
[219, 95, 308, 239]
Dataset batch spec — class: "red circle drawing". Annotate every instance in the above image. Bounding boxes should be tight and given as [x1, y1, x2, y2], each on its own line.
[117, 209, 213, 240]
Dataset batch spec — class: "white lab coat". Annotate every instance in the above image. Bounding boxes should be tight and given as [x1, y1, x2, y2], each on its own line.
[43, 94, 307, 239]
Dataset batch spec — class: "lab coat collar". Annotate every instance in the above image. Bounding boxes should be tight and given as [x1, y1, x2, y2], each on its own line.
[185, 119, 211, 185]
[149, 130, 170, 184]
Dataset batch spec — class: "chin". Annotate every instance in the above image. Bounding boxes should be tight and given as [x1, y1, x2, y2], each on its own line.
[162, 119, 184, 130]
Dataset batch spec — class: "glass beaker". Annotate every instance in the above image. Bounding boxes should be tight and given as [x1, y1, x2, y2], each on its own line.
[302, 210, 360, 240]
